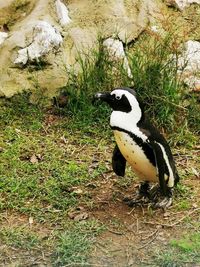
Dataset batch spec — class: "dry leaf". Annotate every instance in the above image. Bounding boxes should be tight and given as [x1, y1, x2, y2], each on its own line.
[192, 203, 198, 208]
[30, 154, 38, 164]
[36, 154, 42, 160]
[74, 212, 89, 222]
[68, 211, 77, 219]
[29, 216, 34, 225]
[191, 167, 199, 178]
[15, 128, 21, 133]
[73, 188, 83, 195]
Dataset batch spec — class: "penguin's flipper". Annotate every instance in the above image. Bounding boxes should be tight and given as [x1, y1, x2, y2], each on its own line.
[150, 141, 172, 208]
[112, 145, 126, 177]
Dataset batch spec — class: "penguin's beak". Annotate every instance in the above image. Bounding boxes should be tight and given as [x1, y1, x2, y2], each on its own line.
[93, 92, 114, 104]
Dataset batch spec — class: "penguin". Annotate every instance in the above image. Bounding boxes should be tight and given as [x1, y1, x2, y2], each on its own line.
[94, 87, 179, 208]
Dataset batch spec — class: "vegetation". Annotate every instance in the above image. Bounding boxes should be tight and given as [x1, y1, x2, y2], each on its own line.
[0, 26, 199, 266]
[0, 94, 107, 265]
[155, 233, 200, 267]
[57, 33, 199, 147]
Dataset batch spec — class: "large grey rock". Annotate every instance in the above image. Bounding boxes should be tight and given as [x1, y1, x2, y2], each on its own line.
[0, 32, 8, 45]
[0, 0, 14, 9]
[178, 40, 200, 91]
[14, 21, 63, 65]
[55, 0, 71, 26]
[0, 0, 162, 98]
[103, 38, 132, 78]
[165, 0, 200, 10]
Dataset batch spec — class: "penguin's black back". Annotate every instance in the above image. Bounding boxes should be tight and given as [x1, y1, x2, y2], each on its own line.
[137, 118, 179, 185]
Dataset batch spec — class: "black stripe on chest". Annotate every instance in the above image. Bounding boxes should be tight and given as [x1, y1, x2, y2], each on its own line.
[111, 126, 156, 167]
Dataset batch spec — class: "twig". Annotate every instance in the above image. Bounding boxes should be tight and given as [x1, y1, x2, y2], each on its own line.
[62, 264, 108, 267]
[152, 95, 187, 110]
[136, 218, 139, 233]
[107, 228, 124, 235]
[143, 207, 200, 228]
[141, 228, 159, 241]
[127, 207, 135, 214]
[138, 232, 158, 249]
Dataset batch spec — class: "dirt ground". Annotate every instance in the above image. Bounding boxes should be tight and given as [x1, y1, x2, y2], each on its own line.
[0, 110, 199, 267]
[87, 153, 200, 267]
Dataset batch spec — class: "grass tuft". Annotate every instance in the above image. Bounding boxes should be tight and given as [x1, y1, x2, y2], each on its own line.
[154, 233, 200, 267]
[128, 31, 185, 130]
[53, 220, 104, 266]
[171, 233, 200, 253]
[0, 226, 39, 249]
[55, 32, 199, 147]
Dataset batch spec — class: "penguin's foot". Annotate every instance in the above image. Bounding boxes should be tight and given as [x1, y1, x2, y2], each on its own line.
[148, 184, 160, 201]
[123, 193, 149, 207]
[123, 182, 151, 207]
[153, 196, 172, 209]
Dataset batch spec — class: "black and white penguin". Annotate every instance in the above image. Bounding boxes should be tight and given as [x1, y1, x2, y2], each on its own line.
[94, 87, 179, 208]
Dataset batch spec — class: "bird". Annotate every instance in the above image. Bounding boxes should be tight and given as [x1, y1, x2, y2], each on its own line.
[94, 87, 179, 208]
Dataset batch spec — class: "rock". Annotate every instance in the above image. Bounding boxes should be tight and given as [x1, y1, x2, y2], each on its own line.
[0, 0, 165, 98]
[73, 188, 83, 195]
[184, 76, 200, 91]
[102, 0, 154, 43]
[180, 40, 200, 72]
[103, 38, 132, 78]
[55, 0, 71, 27]
[178, 40, 200, 91]
[0, 32, 8, 45]
[14, 21, 63, 65]
[68, 27, 97, 54]
[0, 0, 14, 9]
[165, 0, 200, 10]
[73, 212, 89, 222]
[68, 207, 89, 221]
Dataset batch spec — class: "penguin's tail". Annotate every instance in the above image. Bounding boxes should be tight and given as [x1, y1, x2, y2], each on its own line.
[174, 171, 180, 186]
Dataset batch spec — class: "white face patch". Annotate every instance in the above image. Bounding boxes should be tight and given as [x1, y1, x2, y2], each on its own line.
[111, 90, 136, 105]
[110, 89, 146, 141]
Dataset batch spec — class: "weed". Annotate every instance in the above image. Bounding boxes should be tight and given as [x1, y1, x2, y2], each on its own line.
[176, 199, 191, 211]
[127, 31, 184, 130]
[56, 37, 130, 127]
[154, 233, 200, 267]
[171, 233, 200, 253]
[0, 226, 39, 249]
[53, 220, 104, 266]
[56, 32, 199, 147]
[186, 93, 200, 134]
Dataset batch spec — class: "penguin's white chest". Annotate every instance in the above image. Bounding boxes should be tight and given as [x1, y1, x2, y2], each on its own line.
[114, 130, 158, 182]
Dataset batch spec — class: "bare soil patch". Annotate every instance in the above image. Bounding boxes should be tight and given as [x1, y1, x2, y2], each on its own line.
[87, 151, 200, 267]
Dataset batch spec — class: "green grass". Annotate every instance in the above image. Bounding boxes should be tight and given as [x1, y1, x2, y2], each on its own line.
[0, 92, 110, 265]
[171, 233, 200, 253]
[128, 32, 183, 128]
[0, 226, 40, 249]
[55, 34, 199, 148]
[53, 220, 105, 266]
[0, 29, 199, 265]
[154, 233, 200, 267]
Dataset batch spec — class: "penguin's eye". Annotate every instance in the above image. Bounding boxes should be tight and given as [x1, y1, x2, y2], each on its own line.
[115, 95, 121, 100]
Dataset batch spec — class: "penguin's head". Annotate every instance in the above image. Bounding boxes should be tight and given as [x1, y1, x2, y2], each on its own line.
[94, 87, 144, 128]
